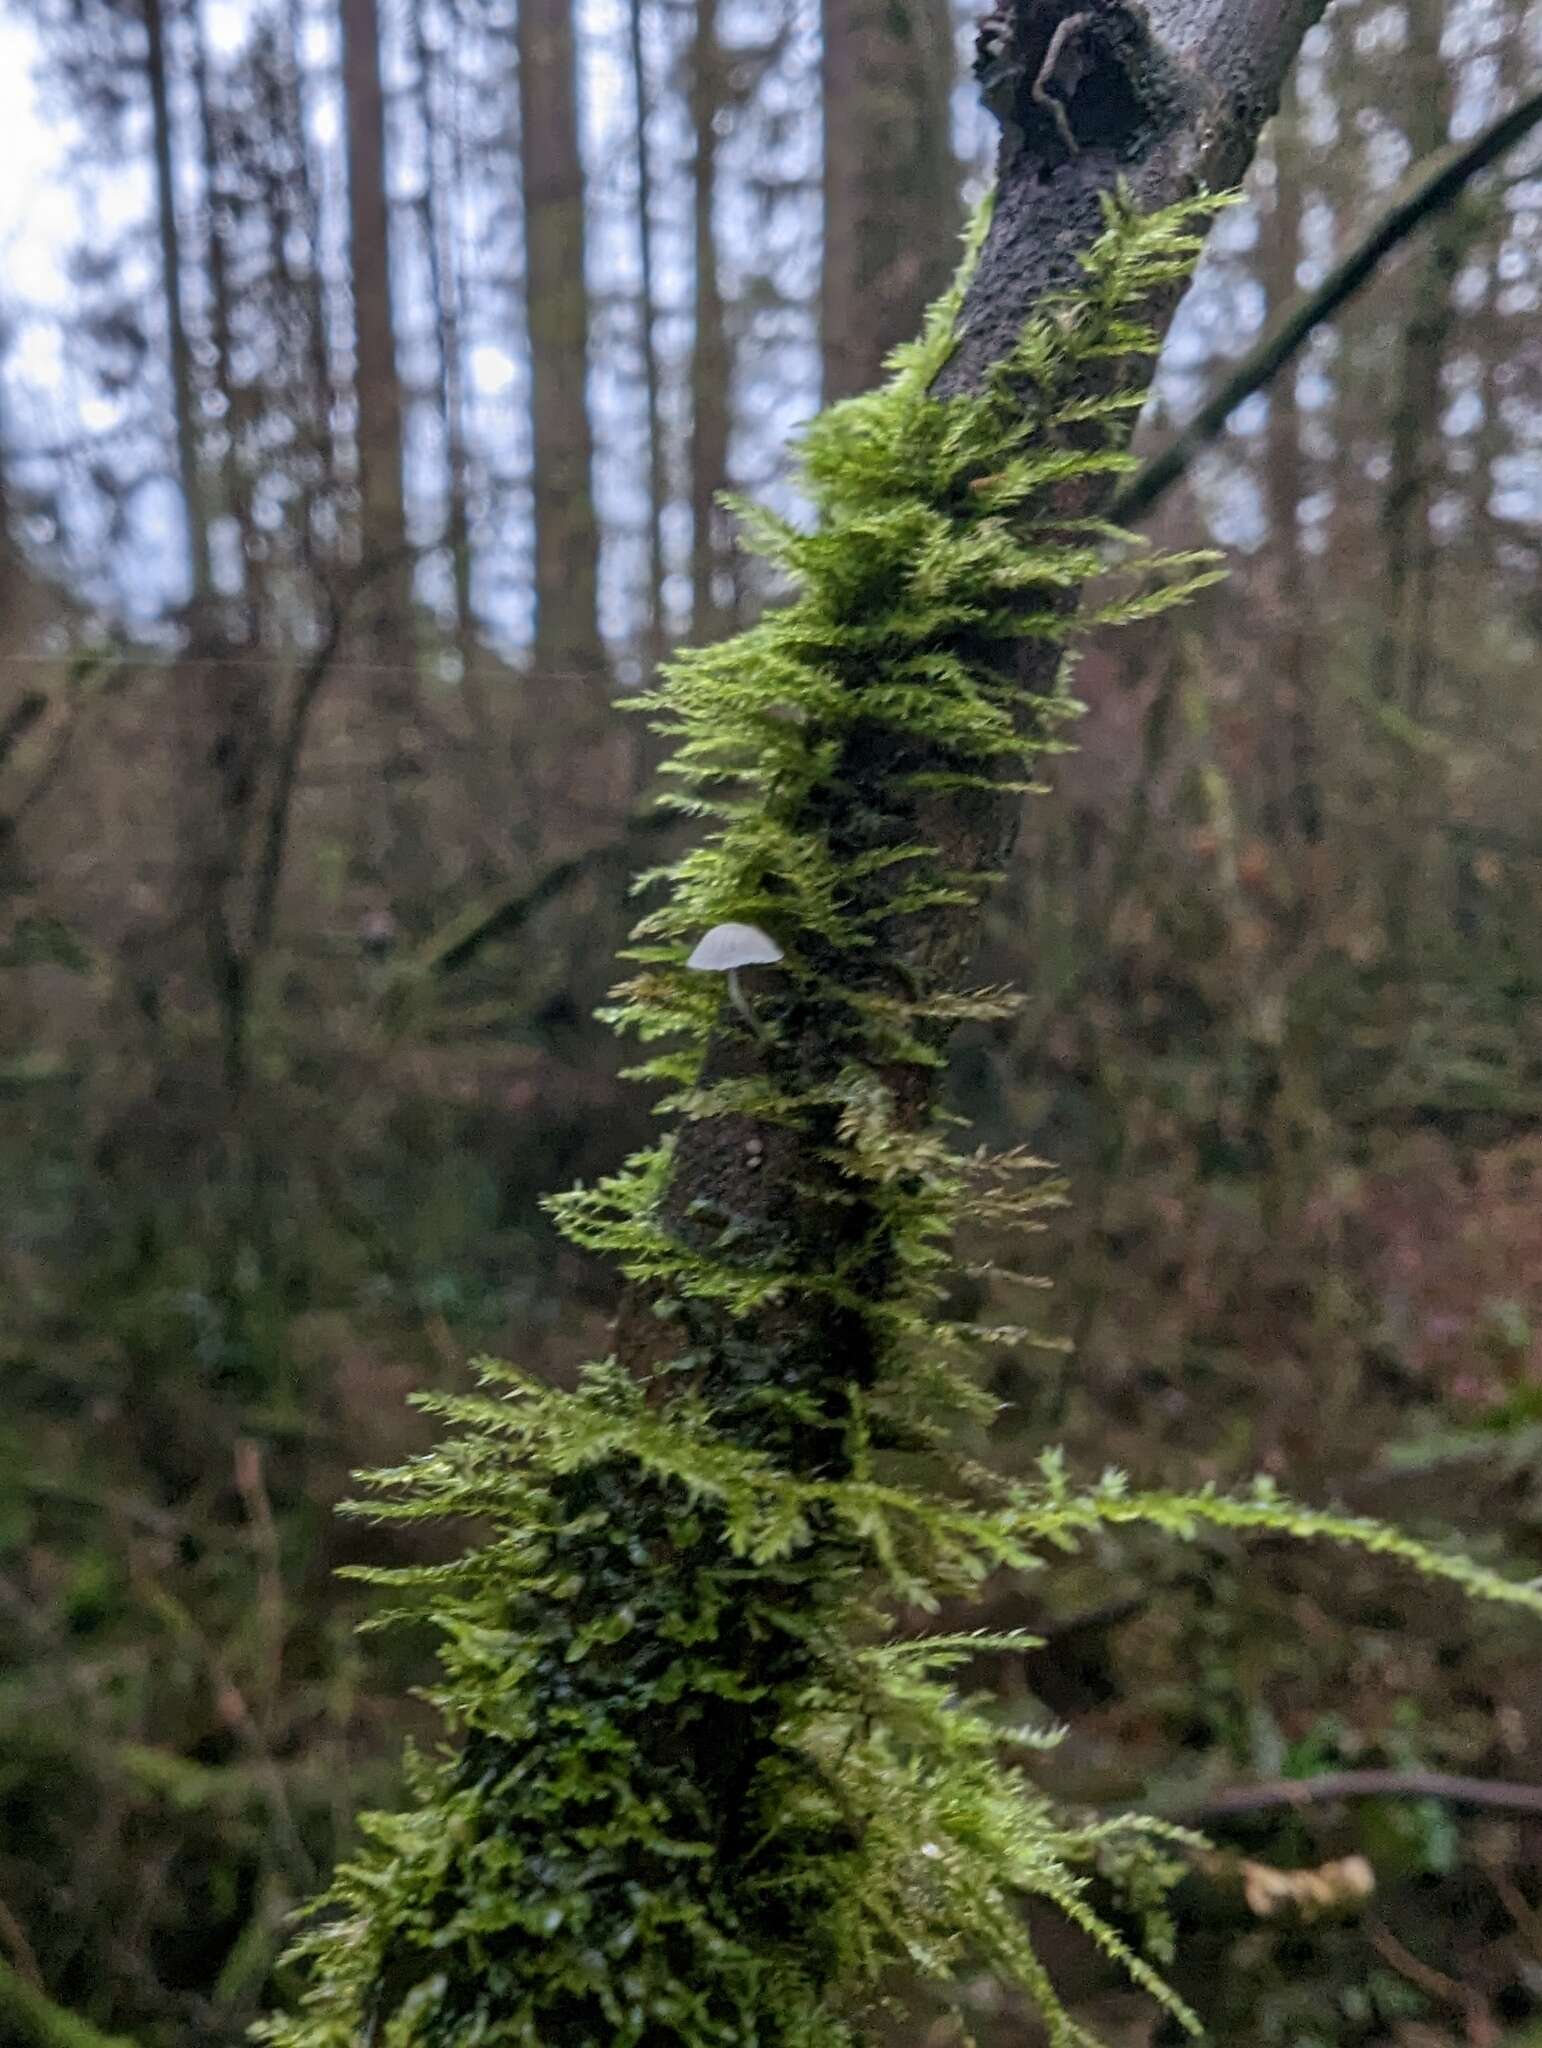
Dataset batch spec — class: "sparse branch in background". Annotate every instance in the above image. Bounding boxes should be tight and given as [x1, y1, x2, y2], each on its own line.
[0, 654, 127, 854]
[1114, 83, 1542, 524]
[1162, 1768, 1542, 1824]
[405, 806, 676, 982]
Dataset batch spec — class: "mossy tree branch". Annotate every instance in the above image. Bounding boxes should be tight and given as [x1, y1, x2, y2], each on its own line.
[253, 10, 1542, 2048]
[613, 0, 1331, 1402]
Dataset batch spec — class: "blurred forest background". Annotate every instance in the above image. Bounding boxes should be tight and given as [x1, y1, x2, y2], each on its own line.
[1, 0, 1541, 2042]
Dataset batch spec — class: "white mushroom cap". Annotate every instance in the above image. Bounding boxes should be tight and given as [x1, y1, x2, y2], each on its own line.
[685, 921, 784, 972]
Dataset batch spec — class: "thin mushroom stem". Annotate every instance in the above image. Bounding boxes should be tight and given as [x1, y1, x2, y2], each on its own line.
[726, 966, 768, 1040]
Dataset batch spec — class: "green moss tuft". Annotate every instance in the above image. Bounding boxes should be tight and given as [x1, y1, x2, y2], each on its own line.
[259, 191, 1542, 2048]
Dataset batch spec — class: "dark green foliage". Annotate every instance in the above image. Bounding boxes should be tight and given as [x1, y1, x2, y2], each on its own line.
[260, 195, 1542, 2048]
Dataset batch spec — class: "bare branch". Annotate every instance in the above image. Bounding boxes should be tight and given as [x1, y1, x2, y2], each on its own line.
[1115, 83, 1542, 523]
[406, 808, 677, 982]
[1161, 1768, 1542, 1825]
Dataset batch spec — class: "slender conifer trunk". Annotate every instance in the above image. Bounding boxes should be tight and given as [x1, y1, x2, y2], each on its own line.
[820, 0, 960, 403]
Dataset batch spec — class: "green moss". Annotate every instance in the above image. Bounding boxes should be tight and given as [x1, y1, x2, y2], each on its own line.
[259, 193, 1542, 2048]
[0, 1960, 137, 2048]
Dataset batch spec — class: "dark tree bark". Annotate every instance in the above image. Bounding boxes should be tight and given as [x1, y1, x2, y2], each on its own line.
[0, 420, 46, 824]
[517, 0, 606, 694]
[188, 0, 243, 575]
[280, 0, 342, 573]
[820, 0, 960, 403]
[408, 4, 472, 645]
[1371, 0, 1452, 717]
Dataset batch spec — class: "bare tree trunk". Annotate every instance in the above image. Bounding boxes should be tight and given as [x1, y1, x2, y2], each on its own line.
[628, 0, 669, 669]
[1472, 0, 1522, 554]
[1456, 0, 1525, 942]
[1371, 0, 1451, 711]
[517, 0, 606, 697]
[820, 0, 960, 403]
[0, 417, 46, 843]
[1260, 79, 1320, 850]
[1373, 0, 1456, 965]
[281, 0, 342, 580]
[339, 0, 420, 834]
[688, 0, 731, 642]
[188, 0, 245, 580]
[143, 0, 211, 605]
[408, 2, 494, 772]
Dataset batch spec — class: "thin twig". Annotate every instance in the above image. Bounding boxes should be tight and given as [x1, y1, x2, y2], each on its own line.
[1114, 84, 1542, 524]
[1160, 1768, 1542, 1824]
[405, 807, 676, 981]
[1367, 1920, 1498, 2045]
[1031, 12, 1090, 158]
[127, 1558, 317, 1891]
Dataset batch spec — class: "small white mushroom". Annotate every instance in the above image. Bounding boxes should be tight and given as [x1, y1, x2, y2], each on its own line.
[686, 921, 784, 1038]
